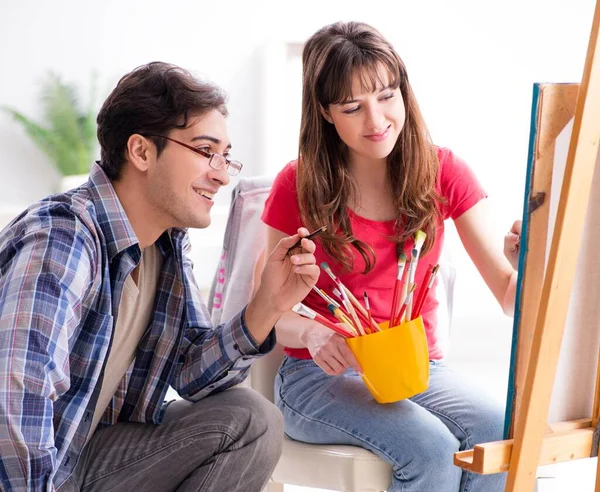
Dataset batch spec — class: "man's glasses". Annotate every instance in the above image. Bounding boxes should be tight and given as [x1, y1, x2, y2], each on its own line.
[146, 134, 243, 176]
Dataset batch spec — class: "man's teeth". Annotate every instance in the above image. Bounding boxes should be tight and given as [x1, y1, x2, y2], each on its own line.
[195, 189, 214, 199]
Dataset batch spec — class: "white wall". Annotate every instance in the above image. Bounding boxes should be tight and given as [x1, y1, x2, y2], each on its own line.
[0, 0, 596, 400]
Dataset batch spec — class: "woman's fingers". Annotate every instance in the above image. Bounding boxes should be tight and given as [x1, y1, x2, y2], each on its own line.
[308, 328, 362, 376]
[504, 232, 519, 250]
[510, 220, 522, 235]
[315, 353, 346, 375]
[338, 342, 363, 374]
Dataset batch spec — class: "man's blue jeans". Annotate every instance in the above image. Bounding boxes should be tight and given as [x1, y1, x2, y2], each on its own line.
[275, 356, 506, 491]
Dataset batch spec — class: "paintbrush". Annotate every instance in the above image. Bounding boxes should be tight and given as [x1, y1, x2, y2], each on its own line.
[396, 284, 417, 325]
[333, 287, 374, 334]
[405, 230, 427, 322]
[287, 225, 327, 253]
[312, 286, 341, 309]
[413, 264, 439, 319]
[327, 304, 359, 336]
[322, 262, 380, 332]
[389, 253, 407, 327]
[293, 303, 355, 338]
[364, 291, 375, 333]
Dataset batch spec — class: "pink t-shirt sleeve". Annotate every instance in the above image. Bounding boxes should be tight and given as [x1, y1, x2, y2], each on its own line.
[261, 161, 302, 236]
[437, 147, 488, 220]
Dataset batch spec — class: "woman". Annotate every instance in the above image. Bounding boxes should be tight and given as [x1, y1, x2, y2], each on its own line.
[261, 21, 519, 491]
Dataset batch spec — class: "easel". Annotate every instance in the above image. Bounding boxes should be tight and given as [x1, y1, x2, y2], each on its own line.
[453, 1, 600, 490]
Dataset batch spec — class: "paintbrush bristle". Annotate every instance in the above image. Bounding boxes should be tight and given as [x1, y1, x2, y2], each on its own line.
[320, 261, 338, 282]
[414, 230, 427, 250]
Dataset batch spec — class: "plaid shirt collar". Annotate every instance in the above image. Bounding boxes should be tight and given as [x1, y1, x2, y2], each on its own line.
[87, 162, 178, 260]
[87, 162, 139, 261]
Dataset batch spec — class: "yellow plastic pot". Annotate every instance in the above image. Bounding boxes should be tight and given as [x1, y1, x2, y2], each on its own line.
[346, 316, 429, 403]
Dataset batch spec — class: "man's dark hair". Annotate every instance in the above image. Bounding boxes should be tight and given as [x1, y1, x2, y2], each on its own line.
[96, 61, 228, 180]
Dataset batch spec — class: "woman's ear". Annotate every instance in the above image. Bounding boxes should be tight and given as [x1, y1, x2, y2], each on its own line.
[319, 104, 334, 124]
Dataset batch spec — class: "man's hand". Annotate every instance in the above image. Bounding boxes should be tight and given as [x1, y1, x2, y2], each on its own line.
[245, 228, 320, 343]
[504, 220, 522, 270]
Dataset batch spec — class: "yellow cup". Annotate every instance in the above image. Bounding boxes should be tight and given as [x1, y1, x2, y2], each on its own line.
[346, 316, 429, 404]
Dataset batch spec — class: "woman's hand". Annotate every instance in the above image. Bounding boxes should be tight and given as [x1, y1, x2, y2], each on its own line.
[504, 220, 522, 270]
[303, 324, 363, 376]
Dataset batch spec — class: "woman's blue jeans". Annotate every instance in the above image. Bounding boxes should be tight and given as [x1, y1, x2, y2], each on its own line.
[275, 356, 506, 492]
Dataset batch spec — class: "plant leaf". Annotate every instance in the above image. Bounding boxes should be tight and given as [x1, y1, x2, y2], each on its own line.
[2, 72, 99, 176]
[1, 107, 72, 175]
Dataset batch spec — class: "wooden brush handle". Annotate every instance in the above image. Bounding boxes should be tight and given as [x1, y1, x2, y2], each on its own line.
[344, 286, 381, 332]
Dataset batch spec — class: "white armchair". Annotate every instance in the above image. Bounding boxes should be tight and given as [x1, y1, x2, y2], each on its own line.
[208, 176, 456, 492]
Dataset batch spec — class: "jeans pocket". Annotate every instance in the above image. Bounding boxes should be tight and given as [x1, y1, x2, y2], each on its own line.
[278, 357, 318, 378]
[277, 357, 322, 402]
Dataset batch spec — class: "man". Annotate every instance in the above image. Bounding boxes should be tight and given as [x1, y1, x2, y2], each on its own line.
[0, 62, 319, 492]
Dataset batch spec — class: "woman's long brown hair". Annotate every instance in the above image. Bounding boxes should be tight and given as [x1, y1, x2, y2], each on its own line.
[298, 21, 443, 273]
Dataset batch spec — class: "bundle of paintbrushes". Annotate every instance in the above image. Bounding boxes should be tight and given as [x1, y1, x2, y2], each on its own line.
[388, 231, 440, 326]
[294, 230, 439, 338]
[293, 262, 382, 338]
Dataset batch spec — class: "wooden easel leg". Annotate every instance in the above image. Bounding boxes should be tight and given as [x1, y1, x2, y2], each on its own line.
[506, 1, 600, 490]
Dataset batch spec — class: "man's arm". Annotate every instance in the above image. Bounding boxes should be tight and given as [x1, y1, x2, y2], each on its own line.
[172, 229, 318, 401]
[171, 234, 273, 400]
[0, 220, 93, 491]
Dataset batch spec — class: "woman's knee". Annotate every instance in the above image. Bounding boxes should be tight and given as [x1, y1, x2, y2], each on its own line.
[390, 425, 461, 485]
[417, 425, 460, 464]
[467, 400, 505, 446]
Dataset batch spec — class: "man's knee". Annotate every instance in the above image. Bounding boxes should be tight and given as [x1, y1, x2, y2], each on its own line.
[210, 388, 283, 460]
[231, 388, 283, 445]
[213, 388, 284, 491]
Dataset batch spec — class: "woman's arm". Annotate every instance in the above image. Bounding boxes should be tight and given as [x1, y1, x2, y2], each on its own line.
[453, 199, 518, 316]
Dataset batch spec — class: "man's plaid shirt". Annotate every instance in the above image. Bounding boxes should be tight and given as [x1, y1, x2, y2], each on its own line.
[0, 163, 274, 491]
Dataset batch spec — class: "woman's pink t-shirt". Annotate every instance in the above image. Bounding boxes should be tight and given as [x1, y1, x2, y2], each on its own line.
[261, 147, 487, 360]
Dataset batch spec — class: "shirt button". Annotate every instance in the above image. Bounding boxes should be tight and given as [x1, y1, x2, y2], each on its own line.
[233, 344, 239, 351]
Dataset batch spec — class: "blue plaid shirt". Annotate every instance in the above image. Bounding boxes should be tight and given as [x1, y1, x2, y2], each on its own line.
[0, 163, 275, 491]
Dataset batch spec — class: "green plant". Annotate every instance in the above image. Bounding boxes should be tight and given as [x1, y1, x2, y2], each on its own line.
[2, 72, 97, 176]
